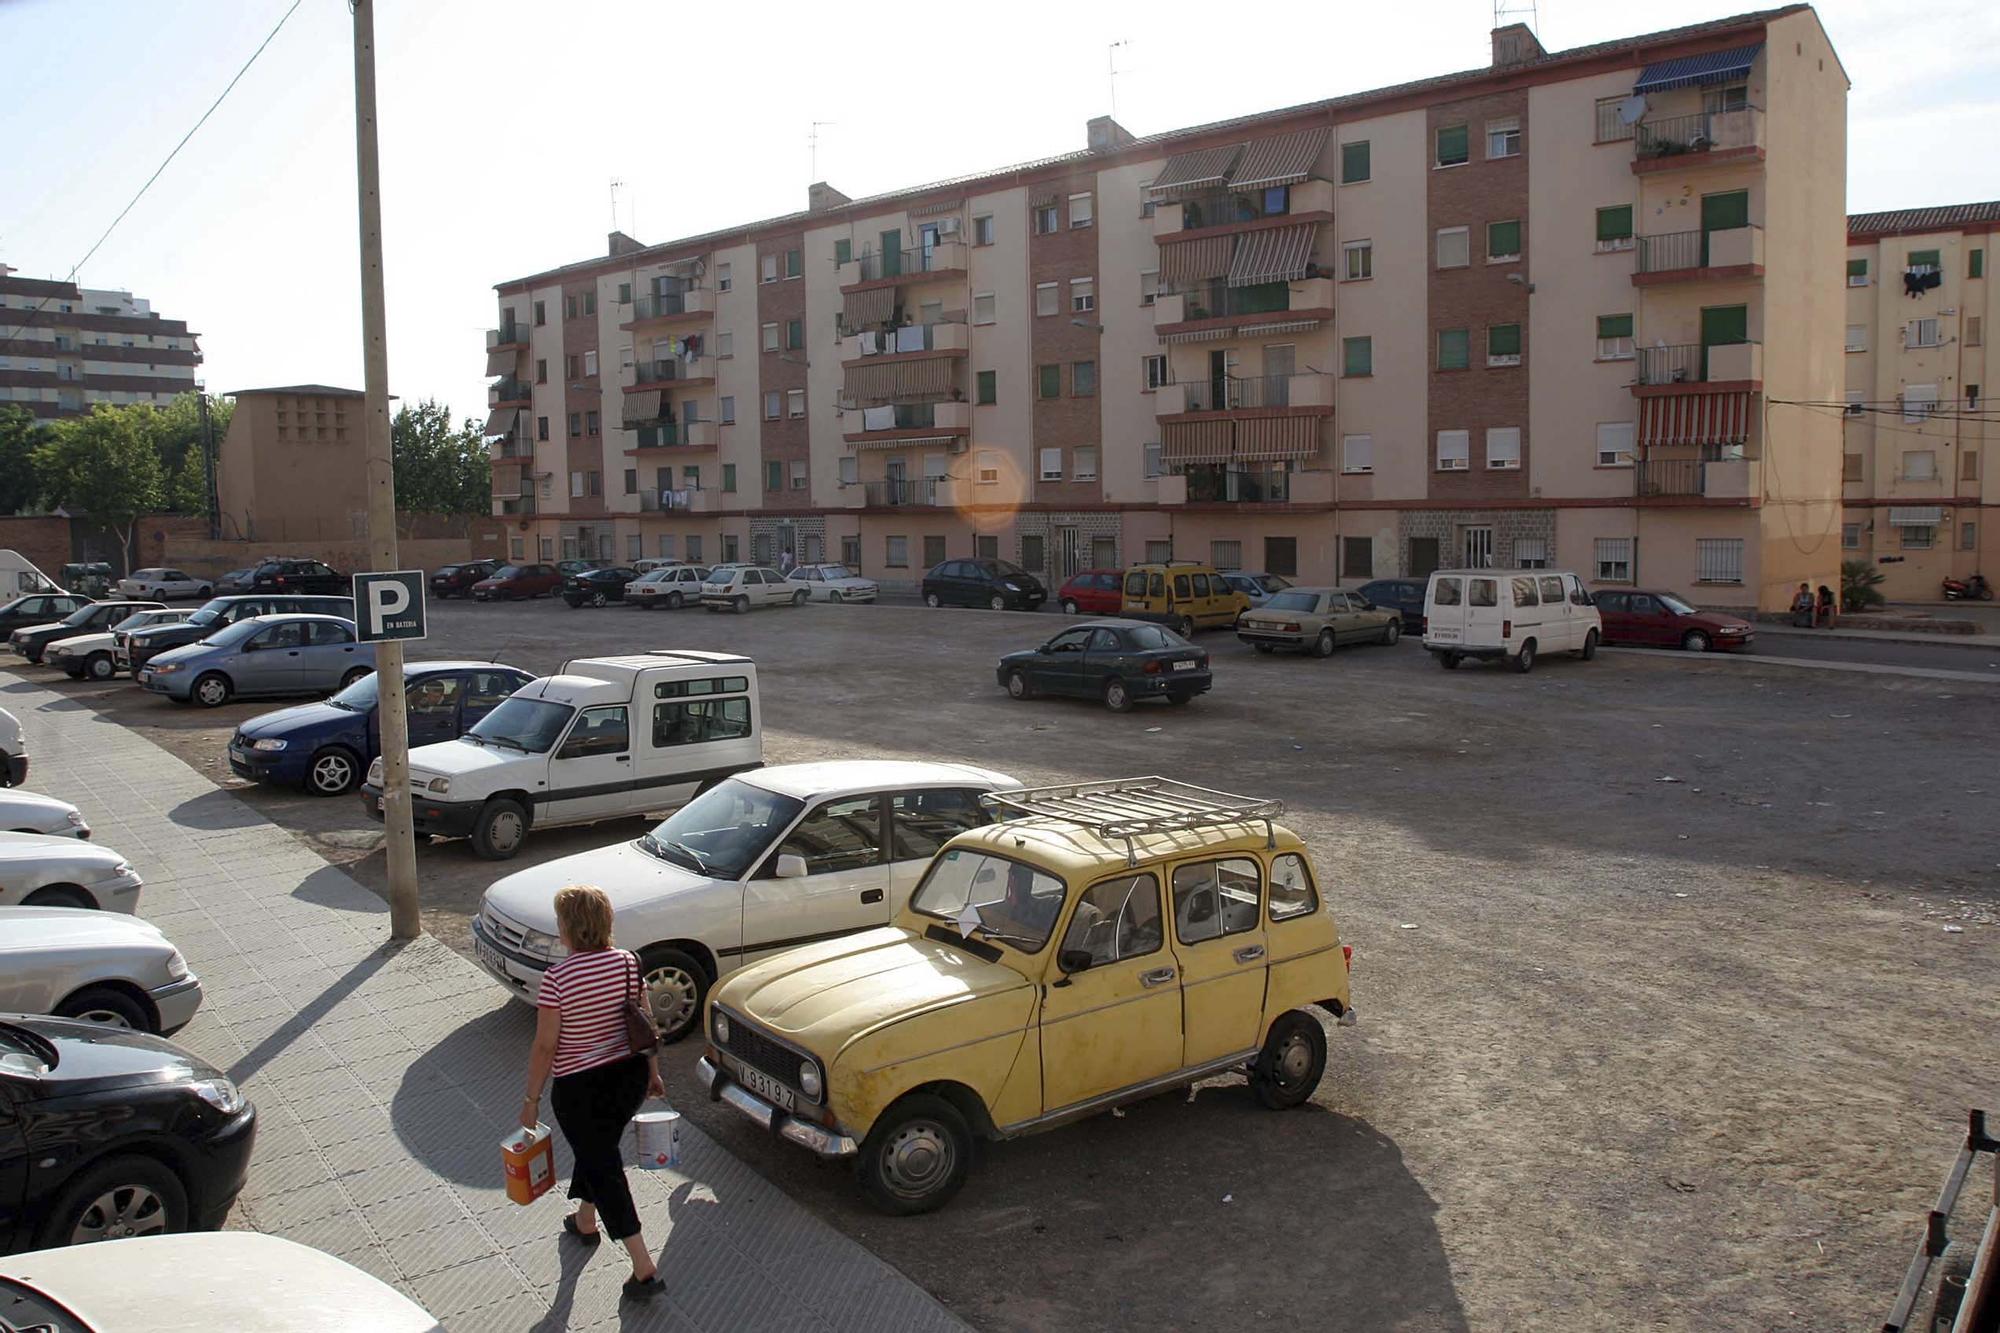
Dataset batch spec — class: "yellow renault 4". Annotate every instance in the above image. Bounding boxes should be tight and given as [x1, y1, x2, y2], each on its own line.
[696, 778, 1355, 1214]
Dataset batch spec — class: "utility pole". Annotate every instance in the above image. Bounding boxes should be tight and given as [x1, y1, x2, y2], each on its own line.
[351, 0, 420, 940]
[197, 390, 220, 540]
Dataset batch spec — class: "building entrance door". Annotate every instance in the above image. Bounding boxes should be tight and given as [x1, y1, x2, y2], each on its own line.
[1461, 526, 1494, 569]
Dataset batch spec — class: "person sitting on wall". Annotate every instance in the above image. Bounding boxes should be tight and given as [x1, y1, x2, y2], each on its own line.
[1790, 582, 1816, 628]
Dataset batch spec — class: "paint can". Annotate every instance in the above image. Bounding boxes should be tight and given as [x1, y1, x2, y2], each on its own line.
[634, 1109, 682, 1170]
[501, 1122, 555, 1205]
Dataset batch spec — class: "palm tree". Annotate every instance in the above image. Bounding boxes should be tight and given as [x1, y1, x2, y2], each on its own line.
[1841, 559, 1886, 611]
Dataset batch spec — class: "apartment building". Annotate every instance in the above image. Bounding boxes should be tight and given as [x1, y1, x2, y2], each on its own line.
[486, 4, 1845, 610]
[1841, 202, 1998, 600]
[0, 264, 202, 421]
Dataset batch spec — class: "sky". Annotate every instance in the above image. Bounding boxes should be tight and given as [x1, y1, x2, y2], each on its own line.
[4, 0, 1998, 428]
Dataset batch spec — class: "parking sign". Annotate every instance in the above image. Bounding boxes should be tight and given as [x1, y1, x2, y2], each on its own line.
[352, 570, 427, 643]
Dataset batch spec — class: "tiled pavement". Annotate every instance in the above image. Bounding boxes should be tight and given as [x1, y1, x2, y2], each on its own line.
[2, 674, 969, 1333]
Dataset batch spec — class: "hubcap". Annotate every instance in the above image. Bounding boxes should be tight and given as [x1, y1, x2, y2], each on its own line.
[197, 679, 226, 705]
[70, 1185, 167, 1245]
[1275, 1033, 1312, 1085]
[645, 965, 697, 1033]
[1108, 683, 1127, 707]
[312, 754, 353, 792]
[592, 592, 606, 607]
[880, 1121, 954, 1199]
[91, 657, 113, 678]
[488, 810, 523, 853]
[1008, 674, 1026, 697]
[78, 1008, 134, 1028]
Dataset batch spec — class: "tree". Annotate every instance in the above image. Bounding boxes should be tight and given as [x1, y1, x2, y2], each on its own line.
[141, 393, 230, 514]
[1841, 559, 1886, 611]
[391, 399, 488, 515]
[0, 405, 43, 515]
[36, 407, 165, 570]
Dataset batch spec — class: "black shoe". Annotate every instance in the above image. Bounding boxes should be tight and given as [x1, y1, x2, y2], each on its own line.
[622, 1274, 663, 1302]
[562, 1215, 601, 1247]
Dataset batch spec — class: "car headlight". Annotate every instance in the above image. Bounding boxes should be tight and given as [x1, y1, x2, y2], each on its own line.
[518, 927, 564, 957]
[368, 757, 385, 784]
[65, 810, 85, 828]
[713, 1011, 730, 1044]
[798, 1061, 822, 1099]
[427, 776, 451, 794]
[1002, 581, 1022, 592]
[250, 738, 288, 752]
[151, 662, 185, 674]
[1718, 625, 1746, 635]
[166, 950, 189, 980]
[48, 646, 70, 658]
[190, 1077, 244, 1116]
[110, 861, 132, 879]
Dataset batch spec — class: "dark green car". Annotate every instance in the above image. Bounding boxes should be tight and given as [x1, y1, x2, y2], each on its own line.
[996, 619, 1210, 712]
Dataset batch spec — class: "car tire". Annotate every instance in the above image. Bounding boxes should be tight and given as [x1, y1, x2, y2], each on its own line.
[829, 590, 843, 604]
[24, 884, 93, 909]
[1438, 652, 1461, 670]
[989, 594, 1007, 611]
[86, 652, 116, 680]
[857, 1092, 974, 1217]
[55, 985, 152, 1031]
[306, 746, 362, 796]
[924, 592, 942, 608]
[35, 1153, 187, 1249]
[793, 590, 808, 606]
[340, 667, 373, 689]
[1580, 628, 1599, 661]
[1165, 689, 1194, 705]
[1380, 621, 1401, 646]
[196, 585, 212, 598]
[1103, 678, 1132, 713]
[638, 945, 709, 1044]
[1252, 643, 1275, 655]
[471, 797, 529, 860]
[1251, 1011, 1327, 1110]
[733, 596, 750, 615]
[1175, 615, 1196, 639]
[1313, 629, 1336, 658]
[192, 672, 232, 708]
[1060, 599, 1078, 615]
[1514, 640, 1537, 674]
[1004, 669, 1032, 700]
[666, 591, 683, 610]
[1682, 629, 1711, 653]
[591, 591, 608, 608]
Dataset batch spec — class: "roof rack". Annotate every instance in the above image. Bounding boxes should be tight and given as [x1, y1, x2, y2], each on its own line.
[980, 777, 1283, 865]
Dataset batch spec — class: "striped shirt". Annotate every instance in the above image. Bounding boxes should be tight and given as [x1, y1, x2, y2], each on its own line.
[535, 947, 640, 1079]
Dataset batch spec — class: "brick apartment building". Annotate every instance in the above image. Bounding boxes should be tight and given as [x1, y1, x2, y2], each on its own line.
[0, 264, 202, 421]
[1841, 202, 1999, 600]
[486, 4, 1847, 610]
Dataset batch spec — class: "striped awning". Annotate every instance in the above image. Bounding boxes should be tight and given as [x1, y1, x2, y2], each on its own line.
[1637, 392, 1750, 447]
[484, 348, 513, 377]
[1030, 190, 1062, 210]
[621, 390, 663, 428]
[1634, 43, 1762, 93]
[842, 286, 895, 330]
[1147, 144, 1245, 199]
[843, 359, 955, 404]
[1887, 506, 1944, 526]
[1230, 129, 1328, 190]
[1238, 318, 1323, 336]
[1160, 325, 1240, 345]
[1228, 224, 1316, 287]
[910, 197, 964, 217]
[1162, 419, 1234, 464]
[854, 434, 958, 451]
[1235, 415, 1320, 461]
[482, 407, 518, 437]
[1159, 234, 1235, 284]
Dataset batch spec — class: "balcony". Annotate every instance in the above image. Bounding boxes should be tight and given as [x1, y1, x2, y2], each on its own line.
[843, 400, 971, 442]
[1154, 179, 1334, 235]
[1157, 372, 1334, 418]
[1634, 454, 1755, 501]
[637, 486, 714, 514]
[1633, 107, 1765, 173]
[1633, 226, 1764, 282]
[1633, 340, 1763, 389]
[630, 355, 715, 388]
[489, 378, 533, 406]
[621, 288, 713, 327]
[846, 321, 969, 361]
[838, 240, 969, 291]
[1153, 277, 1334, 339]
[861, 478, 946, 508]
[489, 435, 534, 463]
[487, 324, 530, 349]
[496, 496, 537, 516]
[628, 420, 718, 451]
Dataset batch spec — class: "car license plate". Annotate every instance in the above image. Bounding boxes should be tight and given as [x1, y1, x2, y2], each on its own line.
[1172, 659, 1197, 671]
[737, 1064, 795, 1111]
[475, 936, 505, 975]
[136, 670, 152, 684]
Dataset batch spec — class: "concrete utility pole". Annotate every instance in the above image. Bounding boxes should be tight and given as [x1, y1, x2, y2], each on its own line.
[351, 0, 420, 940]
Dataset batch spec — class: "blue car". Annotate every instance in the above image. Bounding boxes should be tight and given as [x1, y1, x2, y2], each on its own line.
[139, 613, 377, 708]
[229, 661, 532, 795]
[1355, 578, 1428, 633]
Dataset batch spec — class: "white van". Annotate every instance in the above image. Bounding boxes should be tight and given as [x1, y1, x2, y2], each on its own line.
[361, 651, 761, 858]
[0, 551, 60, 599]
[1422, 569, 1601, 673]
[0, 707, 25, 787]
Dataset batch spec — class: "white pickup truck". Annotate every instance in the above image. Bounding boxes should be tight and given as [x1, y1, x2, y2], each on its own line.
[360, 651, 762, 859]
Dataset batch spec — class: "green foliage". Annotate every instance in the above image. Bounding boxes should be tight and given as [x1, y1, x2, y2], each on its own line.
[391, 399, 488, 515]
[1841, 559, 1886, 610]
[0, 405, 42, 515]
[35, 407, 167, 566]
[141, 393, 230, 514]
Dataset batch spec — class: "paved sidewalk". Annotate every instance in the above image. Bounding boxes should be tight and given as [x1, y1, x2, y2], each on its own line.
[1, 673, 968, 1333]
[1756, 622, 2000, 649]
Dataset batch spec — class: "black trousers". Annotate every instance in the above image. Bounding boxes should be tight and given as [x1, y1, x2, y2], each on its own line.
[549, 1054, 649, 1241]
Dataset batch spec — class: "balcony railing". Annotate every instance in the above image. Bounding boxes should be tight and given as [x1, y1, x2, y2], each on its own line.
[1175, 187, 1295, 232]
[853, 402, 940, 431]
[489, 323, 530, 347]
[1177, 372, 1331, 412]
[490, 436, 533, 460]
[1635, 340, 1762, 385]
[1635, 226, 1763, 274]
[863, 478, 940, 507]
[489, 378, 533, 403]
[1175, 281, 1295, 322]
[632, 356, 713, 386]
[637, 486, 705, 512]
[853, 244, 964, 283]
[630, 288, 710, 321]
[497, 496, 537, 515]
[1635, 107, 1764, 161]
[1177, 466, 1292, 503]
[850, 321, 968, 357]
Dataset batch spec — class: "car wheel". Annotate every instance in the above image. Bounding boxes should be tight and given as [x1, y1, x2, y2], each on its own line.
[1438, 652, 1461, 671]
[1380, 620, 1401, 646]
[1580, 628, 1599, 661]
[989, 594, 1007, 611]
[793, 590, 808, 606]
[857, 1092, 974, 1216]
[1682, 629, 1711, 653]
[1251, 1011, 1328, 1110]
[638, 946, 709, 1043]
[1175, 615, 1196, 639]
[1165, 689, 1194, 705]
[1514, 640, 1537, 674]
[36, 1154, 187, 1249]
[86, 652, 116, 680]
[1004, 669, 1032, 700]
[192, 672, 232, 708]
[666, 591, 683, 610]
[196, 585, 212, 598]
[340, 666, 373, 688]
[924, 592, 942, 608]
[1103, 678, 1132, 713]
[1313, 629, 1336, 658]
[24, 884, 93, 909]
[471, 797, 529, 860]
[307, 746, 362, 796]
[590, 591, 608, 608]
[55, 985, 152, 1031]
[1060, 599, 1079, 614]
[829, 590, 843, 604]
[733, 596, 750, 615]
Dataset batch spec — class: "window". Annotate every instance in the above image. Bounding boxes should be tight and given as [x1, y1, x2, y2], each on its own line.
[652, 697, 751, 750]
[585, 410, 599, 436]
[1901, 450, 1937, 481]
[584, 290, 597, 316]
[1843, 453, 1864, 482]
[713, 330, 733, 359]
[1486, 427, 1521, 469]
[567, 411, 581, 438]
[1071, 277, 1096, 313]
[1172, 858, 1261, 945]
[1437, 328, 1469, 370]
[1908, 248, 1941, 272]
[1343, 336, 1373, 377]
[1487, 220, 1521, 262]
[510, 537, 524, 560]
[1059, 873, 1162, 969]
[616, 282, 632, 306]
[581, 349, 598, 378]
[1039, 448, 1064, 481]
[683, 465, 700, 490]
[721, 463, 737, 493]
[1436, 430, 1469, 470]
[1841, 522, 1860, 549]
[1696, 538, 1744, 584]
[761, 322, 779, 352]
[1129, 354, 1165, 392]
[1341, 433, 1373, 474]
[569, 470, 586, 497]
[832, 238, 852, 267]
[1143, 442, 1163, 478]
[716, 262, 732, 292]
[1138, 269, 1160, 307]
[534, 300, 546, 325]
[565, 354, 579, 380]
[1594, 537, 1633, 582]
[1486, 116, 1521, 158]
[837, 455, 858, 485]
[973, 291, 996, 325]
[1970, 249, 1986, 280]
[1070, 446, 1099, 481]
[1038, 364, 1061, 398]
[922, 535, 948, 568]
[1596, 421, 1635, 467]
[977, 370, 997, 404]
[972, 214, 995, 246]
[1071, 360, 1097, 396]
[1435, 124, 1469, 167]
[760, 254, 778, 283]
[1264, 536, 1297, 577]
[766, 460, 783, 491]
[1596, 314, 1634, 360]
[1033, 202, 1059, 235]
[1901, 524, 1936, 550]
[1343, 239, 1373, 281]
[1595, 205, 1635, 251]
[1847, 257, 1869, 287]
[1266, 853, 1319, 922]
[1436, 227, 1470, 269]
[589, 470, 601, 496]
[1903, 384, 1938, 422]
[1906, 318, 1943, 349]
[763, 391, 781, 421]
[536, 415, 549, 441]
[790, 459, 807, 489]
[785, 318, 803, 350]
[535, 358, 548, 383]
[1966, 449, 1982, 481]
[564, 294, 577, 319]
[1340, 536, 1374, 581]
[1487, 324, 1522, 366]
[1846, 324, 1868, 353]
[1341, 140, 1371, 184]
[1206, 540, 1242, 571]
[1021, 535, 1047, 571]
[1963, 520, 1979, 551]
[1969, 317, 1984, 348]
[1140, 540, 1171, 564]
[787, 388, 806, 418]
[1035, 283, 1058, 317]
[1068, 193, 1094, 228]
[975, 450, 1000, 484]
[719, 395, 735, 424]
[1517, 540, 1550, 570]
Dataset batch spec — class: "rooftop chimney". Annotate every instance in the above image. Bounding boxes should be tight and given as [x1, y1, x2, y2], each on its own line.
[1087, 116, 1136, 152]
[808, 181, 852, 213]
[1491, 23, 1546, 68]
[607, 230, 645, 257]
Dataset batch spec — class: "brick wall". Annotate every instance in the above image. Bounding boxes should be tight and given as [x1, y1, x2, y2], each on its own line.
[757, 233, 810, 497]
[562, 278, 607, 516]
[0, 516, 73, 581]
[1029, 170, 1105, 506]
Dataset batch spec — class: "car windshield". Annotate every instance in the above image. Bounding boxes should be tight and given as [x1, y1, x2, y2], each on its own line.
[203, 618, 268, 649]
[465, 696, 572, 753]
[816, 565, 856, 580]
[327, 672, 382, 712]
[187, 599, 232, 627]
[1657, 592, 1699, 615]
[57, 605, 97, 627]
[0, 1021, 55, 1077]
[910, 849, 1067, 953]
[110, 612, 158, 632]
[636, 778, 804, 879]
[1125, 624, 1180, 650]
[1264, 591, 1319, 612]
[987, 561, 1028, 579]
[491, 565, 523, 579]
[1260, 575, 1293, 592]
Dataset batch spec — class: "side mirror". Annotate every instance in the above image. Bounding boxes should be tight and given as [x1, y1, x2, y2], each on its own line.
[775, 853, 808, 879]
[1058, 948, 1095, 975]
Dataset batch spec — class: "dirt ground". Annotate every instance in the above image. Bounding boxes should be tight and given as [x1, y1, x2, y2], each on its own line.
[29, 597, 2000, 1331]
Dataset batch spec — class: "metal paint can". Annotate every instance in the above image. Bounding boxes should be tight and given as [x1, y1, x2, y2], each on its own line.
[634, 1109, 681, 1170]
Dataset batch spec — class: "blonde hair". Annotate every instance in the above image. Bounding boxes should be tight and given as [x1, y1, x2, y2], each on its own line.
[553, 884, 615, 953]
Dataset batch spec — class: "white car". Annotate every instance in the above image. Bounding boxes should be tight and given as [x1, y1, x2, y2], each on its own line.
[472, 759, 1017, 1041]
[0, 906, 202, 1034]
[46, 608, 193, 680]
[627, 563, 712, 610]
[1, 706, 24, 787]
[0, 833, 143, 912]
[0, 790, 90, 838]
[700, 565, 807, 613]
[0, 1233, 439, 1331]
[115, 568, 214, 601]
[788, 563, 879, 603]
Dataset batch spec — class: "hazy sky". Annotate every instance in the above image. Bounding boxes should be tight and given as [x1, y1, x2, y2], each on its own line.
[5, 0, 1997, 427]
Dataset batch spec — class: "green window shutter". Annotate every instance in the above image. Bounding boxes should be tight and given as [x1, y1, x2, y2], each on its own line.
[786, 318, 803, 348]
[1438, 329, 1469, 370]
[786, 248, 803, 277]
[1595, 206, 1633, 242]
[766, 461, 782, 491]
[1488, 324, 1522, 358]
[1972, 249, 1986, 279]
[1343, 336, 1373, 377]
[1908, 249, 1940, 270]
[1039, 364, 1061, 398]
[617, 282, 632, 304]
[721, 464, 737, 493]
[1436, 125, 1468, 166]
[1597, 314, 1634, 340]
[1341, 141, 1371, 184]
[834, 239, 852, 266]
[1846, 258, 1867, 280]
[1488, 220, 1522, 258]
[976, 370, 997, 404]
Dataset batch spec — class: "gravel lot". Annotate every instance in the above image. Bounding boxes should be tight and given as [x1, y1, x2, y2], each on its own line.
[22, 596, 2000, 1331]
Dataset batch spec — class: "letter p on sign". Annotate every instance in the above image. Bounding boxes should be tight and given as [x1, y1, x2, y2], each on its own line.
[353, 570, 427, 643]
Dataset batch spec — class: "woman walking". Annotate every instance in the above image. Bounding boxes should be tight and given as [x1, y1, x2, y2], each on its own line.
[520, 884, 665, 1302]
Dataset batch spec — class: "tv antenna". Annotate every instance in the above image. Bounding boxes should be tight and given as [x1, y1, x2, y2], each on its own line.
[1494, 0, 1538, 31]
[609, 178, 624, 231]
[1108, 40, 1130, 120]
[809, 121, 836, 181]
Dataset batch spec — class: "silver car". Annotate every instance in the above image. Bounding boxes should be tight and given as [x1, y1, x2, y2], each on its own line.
[0, 790, 90, 839]
[0, 831, 142, 911]
[0, 906, 202, 1034]
[137, 613, 377, 707]
[117, 567, 215, 601]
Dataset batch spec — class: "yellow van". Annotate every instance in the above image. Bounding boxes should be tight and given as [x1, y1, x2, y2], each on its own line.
[1119, 561, 1250, 636]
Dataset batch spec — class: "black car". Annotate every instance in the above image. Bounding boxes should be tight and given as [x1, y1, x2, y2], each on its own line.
[562, 566, 640, 608]
[0, 1015, 255, 1254]
[1356, 578, 1427, 633]
[8, 601, 163, 665]
[122, 594, 355, 675]
[923, 559, 1047, 611]
[0, 592, 91, 637]
[248, 558, 348, 596]
[429, 560, 498, 599]
[996, 618, 1211, 712]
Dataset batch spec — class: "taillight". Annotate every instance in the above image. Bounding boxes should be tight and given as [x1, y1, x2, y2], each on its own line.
[1143, 659, 1163, 674]
[1502, 619, 1512, 638]
[1198, 655, 1209, 669]
[1342, 944, 1353, 971]
[1419, 616, 1427, 632]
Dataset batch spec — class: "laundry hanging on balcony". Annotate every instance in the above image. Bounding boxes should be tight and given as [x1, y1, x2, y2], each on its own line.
[893, 325, 927, 353]
[1228, 128, 1328, 190]
[1147, 144, 1246, 199]
[485, 348, 514, 377]
[1228, 224, 1316, 287]
[860, 404, 897, 432]
[621, 391, 664, 429]
[1904, 267, 1942, 298]
[483, 407, 519, 437]
[1637, 391, 1750, 448]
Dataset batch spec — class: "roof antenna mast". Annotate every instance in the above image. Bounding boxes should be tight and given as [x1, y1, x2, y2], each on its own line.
[608, 178, 623, 232]
[1108, 40, 1129, 120]
[1494, 0, 1538, 32]
[809, 121, 835, 184]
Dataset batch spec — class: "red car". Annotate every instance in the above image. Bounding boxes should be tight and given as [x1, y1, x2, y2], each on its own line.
[469, 562, 562, 601]
[1591, 589, 1755, 651]
[1055, 568, 1125, 615]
